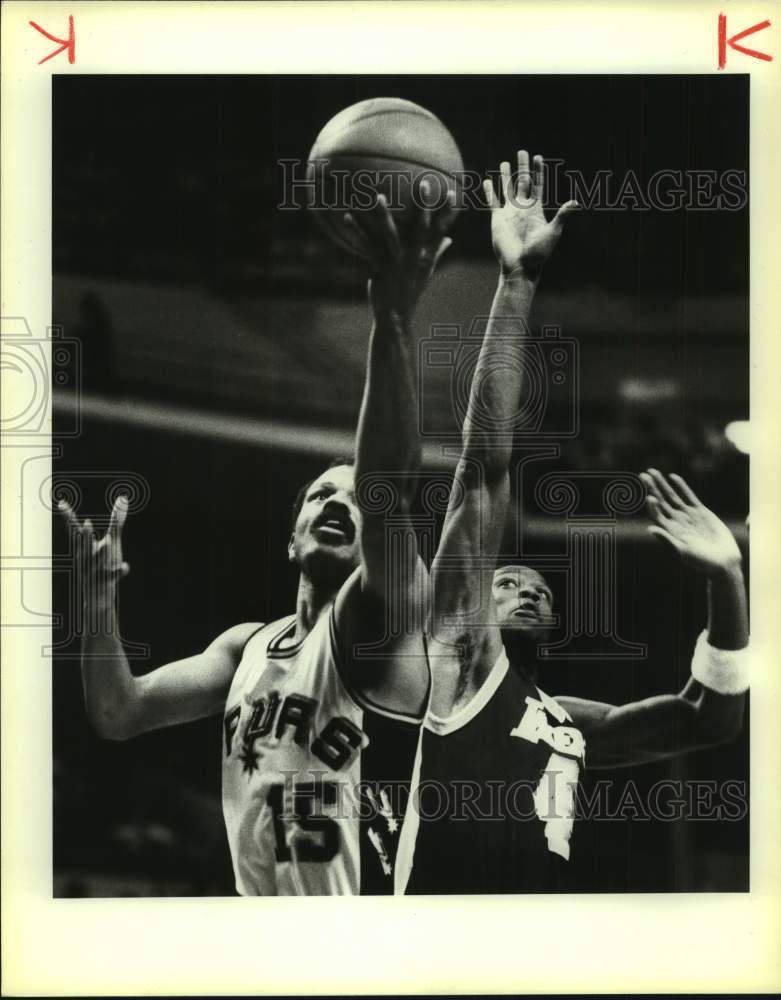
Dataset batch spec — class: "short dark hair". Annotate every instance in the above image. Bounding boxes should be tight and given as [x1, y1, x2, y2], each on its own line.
[290, 456, 355, 531]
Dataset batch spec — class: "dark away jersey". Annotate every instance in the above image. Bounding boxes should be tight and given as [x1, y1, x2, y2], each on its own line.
[396, 650, 585, 894]
[221, 611, 427, 895]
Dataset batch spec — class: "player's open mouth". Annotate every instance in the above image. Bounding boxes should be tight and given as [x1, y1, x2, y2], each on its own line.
[512, 608, 539, 621]
[313, 515, 355, 543]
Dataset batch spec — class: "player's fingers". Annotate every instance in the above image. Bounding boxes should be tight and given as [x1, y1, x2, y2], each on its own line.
[108, 495, 129, 539]
[645, 494, 661, 520]
[516, 150, 531, 200]
[411, 180, 433, 247]
[639, 470, 662, 501]
[119, 561, 131, 578]
[417, 177, 434, 211]
[433, 188, 458, 236]
[641, 474, 675, 519]
[550, 200, 580, 234]
[647, 468, 685, 508]
[499, 161, 512, 204]
[482, 178, 498, 211]
[647, 525, 686, 556]
[72, 519, 91, 574]
[646, 494, 675, 524]
[57, 499, 81, 535]
[344, 205, 371, 234]
[669, 473, 702, 507]
[530, 154, 544, 201]
[430, 237, 453, 274]
[342, 212, 370, 256]
[81, 518, 98, 555]
[374, 194, 403, 260]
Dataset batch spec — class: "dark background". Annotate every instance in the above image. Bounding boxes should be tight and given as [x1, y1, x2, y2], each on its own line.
[52, 75, 749, 896]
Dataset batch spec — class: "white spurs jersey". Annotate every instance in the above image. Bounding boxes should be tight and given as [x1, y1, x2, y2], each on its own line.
[221, 609, 427, 895]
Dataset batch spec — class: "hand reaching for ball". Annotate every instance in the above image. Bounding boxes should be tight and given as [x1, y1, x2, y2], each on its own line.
[343, 180, 456, 324]
[484, 151, 579, 281]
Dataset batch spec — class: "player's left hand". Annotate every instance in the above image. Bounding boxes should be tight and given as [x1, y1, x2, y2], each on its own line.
[640, 469, 742, 577]
[484, 151, 578, 280]
[343, 180, 455, 322]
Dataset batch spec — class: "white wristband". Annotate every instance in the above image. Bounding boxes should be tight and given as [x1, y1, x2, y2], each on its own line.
[691, 630, 749, 695]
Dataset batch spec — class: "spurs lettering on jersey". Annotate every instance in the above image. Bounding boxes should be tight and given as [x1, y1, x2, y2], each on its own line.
[221, 613, 424, 895]
[224, 692, 366, 774]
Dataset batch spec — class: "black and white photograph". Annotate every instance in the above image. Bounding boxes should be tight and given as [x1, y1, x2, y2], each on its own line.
[50, 73, 749, 897]
[3, 3, 780, 995]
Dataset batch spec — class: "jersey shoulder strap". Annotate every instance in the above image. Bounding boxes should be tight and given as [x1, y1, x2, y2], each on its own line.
[241, 615, 296, 657]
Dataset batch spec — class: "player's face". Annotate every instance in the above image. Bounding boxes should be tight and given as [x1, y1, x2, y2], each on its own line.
[288, 465, 362, 576]
[492, 566, 554, 635]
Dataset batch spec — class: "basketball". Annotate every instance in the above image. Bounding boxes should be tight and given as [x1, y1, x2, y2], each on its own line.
[307, 98, 463, 256]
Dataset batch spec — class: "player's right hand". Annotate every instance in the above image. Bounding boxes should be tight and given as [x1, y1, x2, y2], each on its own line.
[484, 151, 578, 280]
[343, 180, 455, 322]
[59, 496, 130, 609]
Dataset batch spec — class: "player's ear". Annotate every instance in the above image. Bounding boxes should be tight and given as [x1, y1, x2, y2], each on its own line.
[287, 533, 296, 563]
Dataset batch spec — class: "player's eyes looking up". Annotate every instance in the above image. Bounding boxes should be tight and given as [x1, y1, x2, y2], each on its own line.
[494, 575, 552, 604]
[305, 483, 357, 511]
[309, 488, 354, 501]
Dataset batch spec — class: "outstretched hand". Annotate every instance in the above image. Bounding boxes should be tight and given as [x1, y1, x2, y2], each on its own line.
[59, 495, 130, 610]
[641, 469, 742, 577]
[344, 180, 456, 321]
[484, 151, 578, 280]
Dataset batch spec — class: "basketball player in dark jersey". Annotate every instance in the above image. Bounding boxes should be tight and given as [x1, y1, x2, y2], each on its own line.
[398, 152, 748, 894]
[60, 184, 455, 895]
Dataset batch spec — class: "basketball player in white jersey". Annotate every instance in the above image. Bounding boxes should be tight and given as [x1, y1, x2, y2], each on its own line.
[398, 152, 748, 894]
[60, 183, 455, 895]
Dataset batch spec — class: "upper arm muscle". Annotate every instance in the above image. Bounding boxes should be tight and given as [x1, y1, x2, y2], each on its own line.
[133, 622, 261, 735]
[557, 692, 739, 769]
[431, 470, 508, 639]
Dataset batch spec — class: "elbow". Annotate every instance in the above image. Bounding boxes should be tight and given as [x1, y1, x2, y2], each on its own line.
[458, 453, 502, 479]
[718, 701, 746, 744]
[481, 462, 510, 488]
[456, 457, 508, 492]
[697, 695, 746, 748]
[86, 702, 141, 742]
[89, 714, 134, 742]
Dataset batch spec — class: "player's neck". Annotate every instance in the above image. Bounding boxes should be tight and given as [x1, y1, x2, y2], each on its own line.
[294, 574, 339, 639]
[502, 630, 541, 685]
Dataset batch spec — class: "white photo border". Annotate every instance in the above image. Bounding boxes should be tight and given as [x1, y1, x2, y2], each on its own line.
[2, 1, 780, 994]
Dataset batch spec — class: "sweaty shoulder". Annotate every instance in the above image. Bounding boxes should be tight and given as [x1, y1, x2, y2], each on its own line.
[549, 695, 612, 732]
[209, 622, 266, 658]
[332, 567, 430, 717]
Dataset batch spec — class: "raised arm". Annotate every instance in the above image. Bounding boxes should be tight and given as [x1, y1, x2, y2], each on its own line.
[348, 187, 453, 601]
[332, 186, 454, 707]
[430, 154, 577, 699]
[60, 497, 259, 739]
[557, 470, 748, 768]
